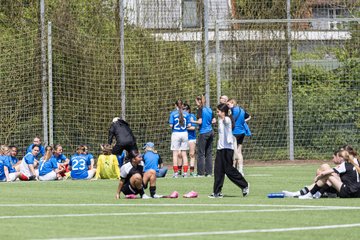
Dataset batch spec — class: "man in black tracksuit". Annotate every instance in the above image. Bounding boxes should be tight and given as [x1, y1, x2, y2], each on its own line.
[108, 117, 138, 156]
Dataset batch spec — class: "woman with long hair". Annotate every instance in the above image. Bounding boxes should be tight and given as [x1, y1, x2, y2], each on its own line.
[226, 98, 251, 175]
[37, 146, 63, 181]
[169, 99, 191, 177]
[209, 103, 249, 198]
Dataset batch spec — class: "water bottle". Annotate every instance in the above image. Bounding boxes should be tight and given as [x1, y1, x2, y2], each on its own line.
[267, 193, 285, 198]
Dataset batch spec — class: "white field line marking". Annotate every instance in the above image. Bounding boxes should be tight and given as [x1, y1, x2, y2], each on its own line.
[246, 174, 272, 177]
[2, 207, 360, 220]
[0, 203, 358, 209]
[37, 223, 360, 240]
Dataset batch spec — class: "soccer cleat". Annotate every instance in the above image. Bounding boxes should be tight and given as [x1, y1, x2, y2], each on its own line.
[125, 194, 137, 199]
[183, 191, 198, 198]
[208, 193, 223, 198]
[172, 172, 179, 178]
[183, 173, 188, 178]
[298, 192, 313, 199]
[169, 191, 179, 198]
[242, 184, 250, 197]
[141, 194, 151, 199]
[282, 190, 299, 198]
[152, 194, 163, 199]
[313, 191, 322, 199]
[190, 172, 195, 177]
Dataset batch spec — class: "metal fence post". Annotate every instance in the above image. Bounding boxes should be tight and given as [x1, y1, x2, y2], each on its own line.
[48, 21, 53, 145]
[119, 0, 126, 120]
[287, 0, 294, 160]
[40, 0, 48, 145]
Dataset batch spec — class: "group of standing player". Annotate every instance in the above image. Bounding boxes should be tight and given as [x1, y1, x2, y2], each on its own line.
[168, 94, 251, 198]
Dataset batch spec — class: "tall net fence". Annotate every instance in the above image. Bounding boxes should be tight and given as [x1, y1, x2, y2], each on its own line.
[0, 0, 359, 161]
[0, 29, 43, 155]
[215, 19, 360, 160]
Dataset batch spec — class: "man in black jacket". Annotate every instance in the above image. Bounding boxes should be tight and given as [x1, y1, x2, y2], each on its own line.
[108, 117, 138, 156]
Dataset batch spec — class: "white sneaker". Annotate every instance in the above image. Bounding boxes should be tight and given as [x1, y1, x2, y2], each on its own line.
[313, 191, 322, 199]
[298, 192, 313, 199]
[282, 190, 298, 198]
[141, 194, 151, 199]
[152, 194, 163, 199]
[242, 183, 250, 197]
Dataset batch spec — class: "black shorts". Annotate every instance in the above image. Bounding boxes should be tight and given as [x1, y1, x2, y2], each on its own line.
[112, 144, 138, 156]
[233, 134, 245, 145]
[121, 182, 140, 195]
[339, 184, 360, 198]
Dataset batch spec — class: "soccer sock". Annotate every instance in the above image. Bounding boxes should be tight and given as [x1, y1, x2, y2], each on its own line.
[319, 184, 330, 195]
[150, 186, 156, 197]
[183, 165, 188, 173]
[178, 165, 182, 173]
[300, 187, 309, 195]
[310, 184, 321, 195]
[173, 166, 178, 174]
[139, 187, 145, 197]
[190, 166, 195, 173]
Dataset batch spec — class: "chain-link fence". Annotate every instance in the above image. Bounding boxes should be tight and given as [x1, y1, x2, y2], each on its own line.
[0, 0, 359, 161]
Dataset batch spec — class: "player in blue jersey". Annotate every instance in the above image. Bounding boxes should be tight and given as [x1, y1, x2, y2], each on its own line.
[183, 103, 197, 176]
[19, 145, 39, 181]
[84, 145, 95, 170]
[9, 145, 21, 172]
[0, 145, 20, 182]
[37, 146, 62, 181]
[26, 136, 45, 158]
[115, 150, 160, 199]
[227, 98, 251, 175]
[51, 144, 70, 177]
[143, 142, 167, 178]
[169, 99, 191, 177]
[191, 95, 216, 177]
[69, 145, 96, 180]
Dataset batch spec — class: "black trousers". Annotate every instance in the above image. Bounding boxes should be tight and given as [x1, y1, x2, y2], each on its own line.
[112, 143, 138, 156]
[197, 131, 214, 175]
[213, 149, 248, 194]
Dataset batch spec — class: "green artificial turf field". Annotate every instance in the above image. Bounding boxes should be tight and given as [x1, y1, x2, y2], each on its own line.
[1, 163, 360, 240]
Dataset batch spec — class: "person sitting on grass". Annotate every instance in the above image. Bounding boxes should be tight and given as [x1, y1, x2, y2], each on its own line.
[115, 150, 161, 199]
[37, 146, 64, 181]
[0, 145, 20, 182]
[68, 145, 96, 180]
[298, 148, 360, 199]
[52, 144, 70, 176]
[143, 142, 167, 178]
[19, 145, 39, 181]
[9, 145, 21, 172]
[282, 148, 344, 198]
[94, 144, 120, 180]
[26, 136, 45, 158]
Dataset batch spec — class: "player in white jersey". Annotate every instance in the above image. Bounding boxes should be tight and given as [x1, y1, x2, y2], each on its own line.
[209, 103, 249, 198]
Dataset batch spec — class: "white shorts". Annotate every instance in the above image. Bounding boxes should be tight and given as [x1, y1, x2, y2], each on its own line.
[171, 132, 189, 151]
[8, 172, 19, 182]
[39, 171, 57, 181]
[188, 139, 196, 144]
[85, 169, 96, 179]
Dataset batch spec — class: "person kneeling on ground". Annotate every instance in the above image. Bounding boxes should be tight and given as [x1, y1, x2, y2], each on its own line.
[115, 150, 161, 199]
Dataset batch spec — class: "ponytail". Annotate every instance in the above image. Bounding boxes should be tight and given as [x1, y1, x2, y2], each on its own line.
[43, 146, 53, 162]
[175, 99, 185, 127]
[339, 150, 360, 174]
